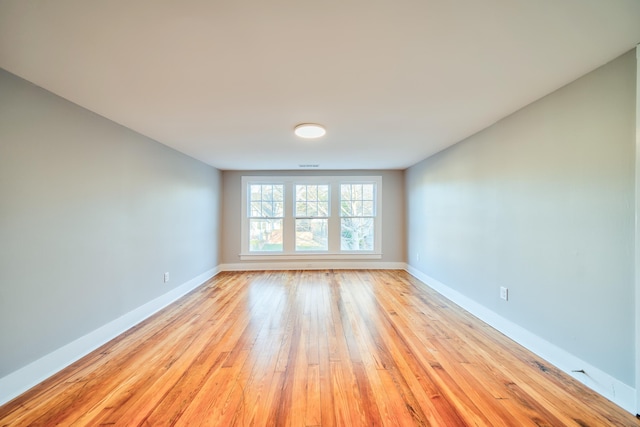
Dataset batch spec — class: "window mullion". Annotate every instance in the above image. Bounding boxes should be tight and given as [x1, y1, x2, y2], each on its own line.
[282, 181, 295, 253]
[328, 182, 341, 252]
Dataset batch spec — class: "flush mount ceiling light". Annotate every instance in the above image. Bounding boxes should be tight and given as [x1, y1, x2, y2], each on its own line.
[294, 123, 326, 139]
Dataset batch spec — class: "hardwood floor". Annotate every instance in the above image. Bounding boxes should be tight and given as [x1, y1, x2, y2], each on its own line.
[1, 270, 637, 426]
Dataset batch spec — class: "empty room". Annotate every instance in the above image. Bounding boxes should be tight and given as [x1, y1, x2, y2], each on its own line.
[1, 1, 640, 425]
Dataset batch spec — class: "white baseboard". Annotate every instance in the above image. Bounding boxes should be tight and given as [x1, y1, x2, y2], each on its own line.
[0, 267, 219, 407]
[3, 265, 634, 414]
[405, 265, 636, 414]
[220, 261, 406, 271]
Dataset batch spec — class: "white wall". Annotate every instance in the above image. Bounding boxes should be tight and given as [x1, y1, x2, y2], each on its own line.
[221, 169, 405, 268]
[406, 49, 635, 390]
[0, 69, 222, 378]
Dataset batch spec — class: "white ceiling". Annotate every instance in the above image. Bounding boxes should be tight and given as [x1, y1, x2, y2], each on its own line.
[1, 1, 639, 171]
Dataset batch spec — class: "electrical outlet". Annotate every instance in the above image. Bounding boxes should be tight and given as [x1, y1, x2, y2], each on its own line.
[416, 252, 420, 262]
[500, 286, 508, 301]
[164, 272, 170, 283]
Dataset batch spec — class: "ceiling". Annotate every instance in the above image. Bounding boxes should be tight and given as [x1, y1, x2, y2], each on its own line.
[1, 1, 639, 171]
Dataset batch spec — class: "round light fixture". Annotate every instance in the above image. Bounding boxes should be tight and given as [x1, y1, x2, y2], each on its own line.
[294, 123, 326, 139]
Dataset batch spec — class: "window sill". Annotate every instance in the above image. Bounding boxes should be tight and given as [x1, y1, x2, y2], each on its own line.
[239, 253, 383, 261]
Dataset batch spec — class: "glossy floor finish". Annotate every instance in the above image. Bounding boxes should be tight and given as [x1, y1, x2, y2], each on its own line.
[1, 270, 637, 426]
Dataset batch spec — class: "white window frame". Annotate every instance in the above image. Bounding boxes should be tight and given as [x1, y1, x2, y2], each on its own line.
[339, 181, 378, 251]
[240, 176, 382, 260]
[247, 183, 285, 252]
[294, 183, 330, 252]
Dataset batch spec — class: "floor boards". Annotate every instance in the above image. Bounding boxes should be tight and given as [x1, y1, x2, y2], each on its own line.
[0, 270, 638, 426]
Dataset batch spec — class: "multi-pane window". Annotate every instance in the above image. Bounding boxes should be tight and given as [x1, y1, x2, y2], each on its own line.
[241, 176, 381, 258]
[248, 184, 284, 252]
[295, 184, 329, 251]
[340, 183, 376, 251]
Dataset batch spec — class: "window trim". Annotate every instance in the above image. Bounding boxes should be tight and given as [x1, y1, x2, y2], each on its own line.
[240, 175, 382, 260]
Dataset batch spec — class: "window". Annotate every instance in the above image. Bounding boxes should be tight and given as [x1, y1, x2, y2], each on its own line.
[295, 184, 329, 251]
[248, 184, 284, 252]
[340, 183, 376, 251]
[241, 176, 382, 260]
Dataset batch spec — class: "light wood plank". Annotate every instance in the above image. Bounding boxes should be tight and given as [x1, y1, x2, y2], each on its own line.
[1, 270, 638, 426]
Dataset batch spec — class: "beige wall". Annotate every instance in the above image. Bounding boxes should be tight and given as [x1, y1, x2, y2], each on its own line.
[0, 69, 222, 376]
[406, 50, 636, 385]
[221, 169, 405, 266]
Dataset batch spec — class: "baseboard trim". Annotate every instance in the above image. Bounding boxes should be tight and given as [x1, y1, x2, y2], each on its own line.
[4, 265, 633, 413]
[220, 261, 406, 271]
[405, 265, 636, 414]
[0, 266, 220, 407]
